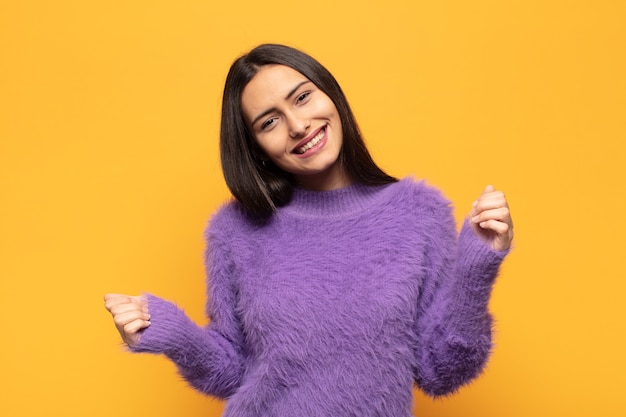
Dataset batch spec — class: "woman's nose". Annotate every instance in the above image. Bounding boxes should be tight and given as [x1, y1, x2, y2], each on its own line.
[287, 113, 310, 139]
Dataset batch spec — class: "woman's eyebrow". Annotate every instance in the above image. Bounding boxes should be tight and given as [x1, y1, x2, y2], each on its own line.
[251, 80, 312, 127]
[284, 80, 311, 100]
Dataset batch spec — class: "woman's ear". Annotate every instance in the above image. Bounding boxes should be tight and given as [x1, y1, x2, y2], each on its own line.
[251, 142, 269, 165]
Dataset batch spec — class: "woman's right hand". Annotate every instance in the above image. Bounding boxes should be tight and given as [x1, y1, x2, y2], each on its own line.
[104, 294, 151, 347]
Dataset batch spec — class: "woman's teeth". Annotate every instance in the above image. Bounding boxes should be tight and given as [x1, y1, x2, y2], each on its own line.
[295, 129, 325, 154]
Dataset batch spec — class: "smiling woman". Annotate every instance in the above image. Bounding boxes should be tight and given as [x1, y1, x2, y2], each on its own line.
[241, 64, 347, 191]
[219, 44, 397, 220]
[104, 44, 514, 417]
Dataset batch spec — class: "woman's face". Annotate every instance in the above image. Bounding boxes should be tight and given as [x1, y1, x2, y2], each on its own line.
[241, 64, 348, 191]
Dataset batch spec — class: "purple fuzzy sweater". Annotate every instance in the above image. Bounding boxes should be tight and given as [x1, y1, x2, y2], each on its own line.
[132, 178, 508, 416]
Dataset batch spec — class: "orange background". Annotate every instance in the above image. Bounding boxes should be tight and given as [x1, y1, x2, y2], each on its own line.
[1, 1, 625, 416]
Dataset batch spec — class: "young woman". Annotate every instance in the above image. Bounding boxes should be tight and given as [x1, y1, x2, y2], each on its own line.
[105, 44, 513, 417]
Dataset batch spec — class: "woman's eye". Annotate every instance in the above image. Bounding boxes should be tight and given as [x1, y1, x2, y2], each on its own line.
[296, 91, 310, 103]
[261, 118, 276, 130]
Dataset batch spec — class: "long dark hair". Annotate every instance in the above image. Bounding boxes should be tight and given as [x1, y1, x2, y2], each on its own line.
[220, 44, 396, 221]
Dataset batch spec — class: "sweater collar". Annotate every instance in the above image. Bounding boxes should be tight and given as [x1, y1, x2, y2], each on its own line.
[280, 181, 396, 219]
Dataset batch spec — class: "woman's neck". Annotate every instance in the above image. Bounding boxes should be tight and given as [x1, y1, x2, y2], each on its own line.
[293, 163, 352, 191]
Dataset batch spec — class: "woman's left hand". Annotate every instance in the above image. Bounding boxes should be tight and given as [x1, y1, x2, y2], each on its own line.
[469, 185, 514, 252]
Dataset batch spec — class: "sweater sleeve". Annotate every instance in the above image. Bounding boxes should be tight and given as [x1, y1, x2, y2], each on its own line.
[413, 191, 509, 397]
[130, 217, 246, 398]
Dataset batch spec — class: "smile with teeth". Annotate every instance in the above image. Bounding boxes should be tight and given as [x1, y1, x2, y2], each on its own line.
[294, 127, 325, 154]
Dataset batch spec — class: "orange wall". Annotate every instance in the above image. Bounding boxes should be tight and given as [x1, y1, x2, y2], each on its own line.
[1, 1, 625, 416]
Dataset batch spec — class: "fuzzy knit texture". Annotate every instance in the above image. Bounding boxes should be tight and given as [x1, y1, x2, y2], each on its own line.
[131, 178, 509, 417]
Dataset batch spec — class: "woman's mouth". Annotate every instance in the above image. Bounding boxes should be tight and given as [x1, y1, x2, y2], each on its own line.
[294, 127, 326, 155]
